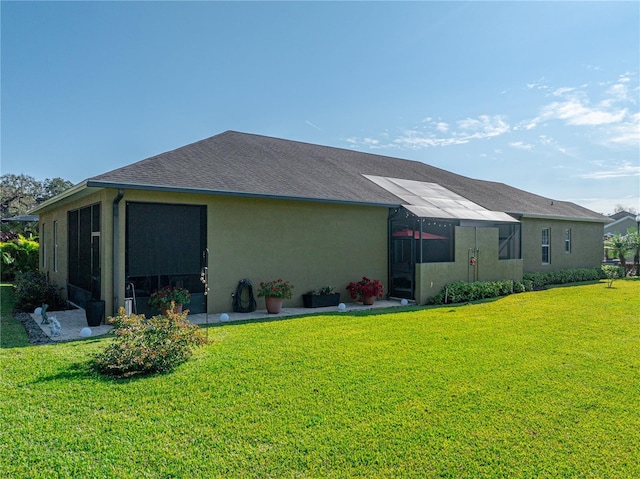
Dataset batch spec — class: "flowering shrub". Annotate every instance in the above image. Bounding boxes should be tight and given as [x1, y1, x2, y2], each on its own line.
[257, 279, 294, 299]
[94, 307, 207, 378]
[148, 286, 191, 310]
[346, 277, 384, 301]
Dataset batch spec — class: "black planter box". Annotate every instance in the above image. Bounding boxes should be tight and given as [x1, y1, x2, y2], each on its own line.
[302, 293, 341, 308]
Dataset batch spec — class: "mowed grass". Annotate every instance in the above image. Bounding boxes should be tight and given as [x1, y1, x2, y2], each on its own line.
[0, 280, 638, 478]
[0, 284, 29, 348]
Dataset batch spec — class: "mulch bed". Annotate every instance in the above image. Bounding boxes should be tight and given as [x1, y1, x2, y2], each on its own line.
[14, 312, 53, 345]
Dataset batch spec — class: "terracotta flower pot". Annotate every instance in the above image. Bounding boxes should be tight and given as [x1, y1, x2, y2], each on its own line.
[362, 295, 376, 305]
[265, 296, 283, 314]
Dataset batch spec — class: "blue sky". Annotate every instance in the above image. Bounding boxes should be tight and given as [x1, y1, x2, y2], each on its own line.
[2, 1, 638, 215]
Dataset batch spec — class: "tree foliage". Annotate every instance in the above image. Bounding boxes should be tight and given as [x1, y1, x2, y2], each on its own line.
[0, 173, 73, 219]
[0, 173, 73, 236]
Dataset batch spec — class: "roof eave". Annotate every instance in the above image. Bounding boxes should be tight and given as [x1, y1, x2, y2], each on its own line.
[29, 180, 94, 215]
[86, 180, 399, 208]
[516, 212, 610, 223]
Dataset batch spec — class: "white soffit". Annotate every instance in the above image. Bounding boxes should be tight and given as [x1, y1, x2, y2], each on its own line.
[364, 175, 518, 223]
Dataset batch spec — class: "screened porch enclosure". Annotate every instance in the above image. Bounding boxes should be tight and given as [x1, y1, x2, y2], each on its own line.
[389, 207, 457, 299]
[67, 203, 101, 308]
[388, 207, 521, 300]
[125, 202, 207, 315]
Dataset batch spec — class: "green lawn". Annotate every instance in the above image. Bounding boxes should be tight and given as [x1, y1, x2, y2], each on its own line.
[0, 284, 30, 348]
[1, 280, 638, 478]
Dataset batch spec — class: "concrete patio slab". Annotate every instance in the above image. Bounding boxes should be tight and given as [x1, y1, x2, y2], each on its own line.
[31, 299, 410, 342]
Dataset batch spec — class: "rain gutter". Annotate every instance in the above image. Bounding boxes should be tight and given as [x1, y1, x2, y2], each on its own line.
[112, 189, 125, 315]
[85, 180, 399, 209]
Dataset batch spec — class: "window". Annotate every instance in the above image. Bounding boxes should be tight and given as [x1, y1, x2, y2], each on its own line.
[53, 221, 59, 272]
[41, 223, 46, 268]
[68, 204, 100, 294]
[541, 228, 550, 264]
[564, 228, 571, 254]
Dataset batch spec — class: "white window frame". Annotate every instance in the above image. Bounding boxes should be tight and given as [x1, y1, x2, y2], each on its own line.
[564, 228, 571, 254]
[541, 228, 550, 264]
[42, 223, 47, 269]
[53, 221, 59, 272]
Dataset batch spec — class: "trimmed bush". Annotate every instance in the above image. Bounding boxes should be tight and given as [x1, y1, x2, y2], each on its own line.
[523, 268, 602, 288]
[95, 308, 208, 378]
[428, 268, 603, 305]
[429, 279, 520, 305]
[13, 271, 67, 312]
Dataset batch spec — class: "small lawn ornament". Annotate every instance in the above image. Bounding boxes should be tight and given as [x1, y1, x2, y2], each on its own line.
[49, 316, 61, 338]
[40, 304, 49, 324]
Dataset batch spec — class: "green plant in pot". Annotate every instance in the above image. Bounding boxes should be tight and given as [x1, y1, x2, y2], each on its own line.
[303, 286, 340, 308]
[257, 279, 294, 314]
[149, 286, 191, 314]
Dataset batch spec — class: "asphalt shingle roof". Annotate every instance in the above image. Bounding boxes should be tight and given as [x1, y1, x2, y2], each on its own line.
[88, 130, 606, 221]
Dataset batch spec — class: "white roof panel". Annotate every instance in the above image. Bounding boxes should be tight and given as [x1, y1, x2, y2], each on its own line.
[364, 175, 519, 223]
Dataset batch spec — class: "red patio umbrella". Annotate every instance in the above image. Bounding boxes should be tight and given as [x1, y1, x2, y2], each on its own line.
[392, 228, 447, 240]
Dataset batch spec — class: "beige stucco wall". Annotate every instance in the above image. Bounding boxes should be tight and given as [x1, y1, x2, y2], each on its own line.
[521, 218, 604, 273]
[112, 189, 388, 314]
[415, 226, 523, 304]
[38, 186, 605, 316]
[207, 196, 388, 312]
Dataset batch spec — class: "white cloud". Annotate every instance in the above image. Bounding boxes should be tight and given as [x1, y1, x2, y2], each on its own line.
[579, 161, 640, 179]
[509, 141, 533, 150]
[435, 122, 449, 133]
[539, 97, 627, 126]
[607, 112, 640, 146]
[346, 73, 638, 155]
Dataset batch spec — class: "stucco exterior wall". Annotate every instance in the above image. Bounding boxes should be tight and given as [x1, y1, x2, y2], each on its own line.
[113, 189, 388, 313]
[207, 196, 388, 312]
[38, 189, 113, 308]
[415, 226, 523, 304]
[38, 185, 604, 316]
[521, 218, 604, 273]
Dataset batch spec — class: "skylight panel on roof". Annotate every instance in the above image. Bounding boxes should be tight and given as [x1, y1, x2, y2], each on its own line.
[364, 175, 518, 223]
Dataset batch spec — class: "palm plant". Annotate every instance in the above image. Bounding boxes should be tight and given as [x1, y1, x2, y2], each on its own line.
[605, 233, 630, 269]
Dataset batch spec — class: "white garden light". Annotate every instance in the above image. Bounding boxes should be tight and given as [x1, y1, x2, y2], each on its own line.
[80, 327, 92, 338]
[219, 313, 230, 322]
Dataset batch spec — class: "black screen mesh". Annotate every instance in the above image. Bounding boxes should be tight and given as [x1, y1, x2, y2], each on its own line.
[126, 203, 205, 276]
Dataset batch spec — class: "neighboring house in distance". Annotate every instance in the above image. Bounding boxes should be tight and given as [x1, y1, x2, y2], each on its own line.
[604, 210, 639, 237]
[31, 131, 608, 316]
[603, 210, 639, 264]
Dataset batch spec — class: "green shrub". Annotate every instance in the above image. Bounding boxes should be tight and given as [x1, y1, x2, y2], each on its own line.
[432, 280, 517, 305]
[601, 265, 623, 288]
[0, 235, 39, 281]
[13, 271, 67, 312]
[523, 268, 602, 288]
[95, 308, 208, 378]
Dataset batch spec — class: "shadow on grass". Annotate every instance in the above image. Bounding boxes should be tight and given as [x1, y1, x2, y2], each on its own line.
[28, 357, 171, 385]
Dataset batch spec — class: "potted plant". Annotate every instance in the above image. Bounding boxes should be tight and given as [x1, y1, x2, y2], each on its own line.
[257, 279, 294, 314]
[346, 277, 384, 305]
[302, 286, 341, 308]
[149, 286, 191, 314]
